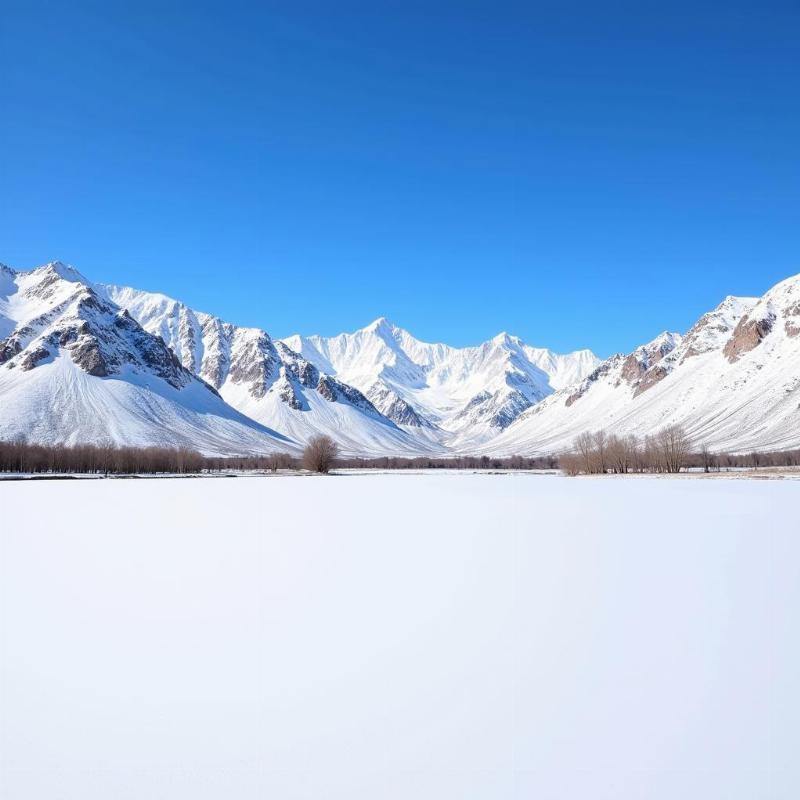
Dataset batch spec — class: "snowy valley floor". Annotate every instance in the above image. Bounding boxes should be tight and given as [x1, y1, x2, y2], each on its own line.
[1, 475, 798, 799]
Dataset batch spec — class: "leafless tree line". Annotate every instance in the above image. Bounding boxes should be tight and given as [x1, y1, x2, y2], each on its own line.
[0, 437, 560, 475]
[203, 452, 296, 473]
[0, 438, 309, 476]
[333, 454, 560, 470]
[558, 424, 800, 475]
[560, 425, 693, 475]
[691, 445, 800, 472]
[3, 433, 798, 477]
[0, 439, 207, 475]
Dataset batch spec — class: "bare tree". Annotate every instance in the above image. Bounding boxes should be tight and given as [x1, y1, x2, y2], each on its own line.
[575, 432, 594, 474]
[592, 429, 608, 474]
[699, 443, 713, 473]
[627, 435, 643, 473]
[656, 424, 691, 473]
[558, 450, 582, 476]
[302, 435, 340, 474]
[607, 434, 630, 474]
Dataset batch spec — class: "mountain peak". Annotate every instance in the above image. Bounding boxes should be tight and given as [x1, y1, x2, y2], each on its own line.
[366, 316, 396, 332]
[491, 331, 523, 347]
[35, 260, 88, 284]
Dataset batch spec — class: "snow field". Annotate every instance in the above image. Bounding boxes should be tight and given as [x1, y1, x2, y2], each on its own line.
[1, 475, 798, 799]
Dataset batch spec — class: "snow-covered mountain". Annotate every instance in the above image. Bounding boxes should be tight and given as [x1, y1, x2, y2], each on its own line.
[97, 285, 435, 456]
[481, 274, 800, 455]
[0, 263, 293, 455]
[3, 260, 798, 457]
[283, 319, 599, 448]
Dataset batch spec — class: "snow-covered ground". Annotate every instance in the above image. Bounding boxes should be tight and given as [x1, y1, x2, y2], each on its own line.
[1, 475, 798, 799]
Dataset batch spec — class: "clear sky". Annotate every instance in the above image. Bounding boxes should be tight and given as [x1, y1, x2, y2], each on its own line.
[2, 1, 798, 356]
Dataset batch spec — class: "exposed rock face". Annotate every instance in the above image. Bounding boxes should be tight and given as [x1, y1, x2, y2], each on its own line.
[198, 318, 232, 388]
[316, 374, 336, 402]
[366, 383, 431, 427]
[68, 336, 110, 376]
[723, 312, 775, 363]
[2, 271, 196, 390]
[633, 364, 670, 397]
[383, 395, 429, 426]
[276, 342, 320, 389]
[566, 357, 621, 406]
[452, 387, 534, 430]
[618, 333, 680, 396]
[19, 345, 51, 371]
[566, 334, 679, 406]
[316, 374, 380, 415]
[277, 374, 305, 410]
[23, 268, 63, 302]
[178, 305, 199, 373]
[487, 390, 534, 430]
[0, 337, 23, 365]
[785, 302, 800, 337]
[620, 354, 646, 384]
[228, 332, 278, 399]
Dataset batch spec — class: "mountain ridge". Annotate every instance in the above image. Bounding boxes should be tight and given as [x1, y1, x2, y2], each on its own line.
[282, 318, 600, 445]
[2, 260, 799, 456]
[0, 263, 294, 455]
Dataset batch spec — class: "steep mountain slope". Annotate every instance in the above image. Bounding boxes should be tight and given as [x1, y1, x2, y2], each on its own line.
[482, 274, 800, 455]
[98, 286, 435, 456]
[0, 263, 294, 454]
[282, 319, 600, 448]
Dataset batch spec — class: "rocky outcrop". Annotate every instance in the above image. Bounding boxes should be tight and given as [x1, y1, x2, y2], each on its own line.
[316, 374, 337, 402]
[451, 387, 535, 430]
[276, 342, 320, 388]
[277, 375, 305, 410]
[785, 301, 800, 337]
[19, 345, 51, 371]
[198, 317, 232, 388]
[316, 374, 380, 415]
[68, 336, 111, 376]
[565, 357, 621, 406]
[0, 336, 23, 365]
[723, 312, 775, 363]
[228, 332, 277, 398]
[366, 383, 431, 427]
[633, 364, 670, 397]
[618, 333, 679, 392]
[178, 305, 199, 373]
[2, 278, 197, 390]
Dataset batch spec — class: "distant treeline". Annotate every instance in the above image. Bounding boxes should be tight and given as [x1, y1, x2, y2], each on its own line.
[332, 454, 559, 470]
[0, 439, 208, 475]
[0, 439, 558, 475]
[2, 437, 799, 476]
[558, 425, 800, 475]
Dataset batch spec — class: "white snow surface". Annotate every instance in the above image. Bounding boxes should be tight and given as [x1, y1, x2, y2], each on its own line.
[1, 474, 798, 799]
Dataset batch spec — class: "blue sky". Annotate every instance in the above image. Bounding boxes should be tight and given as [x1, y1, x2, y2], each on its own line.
[2, 1, 798, 356]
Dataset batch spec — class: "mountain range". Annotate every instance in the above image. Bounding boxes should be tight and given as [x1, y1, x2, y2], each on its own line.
[1, 260, 798, 456]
